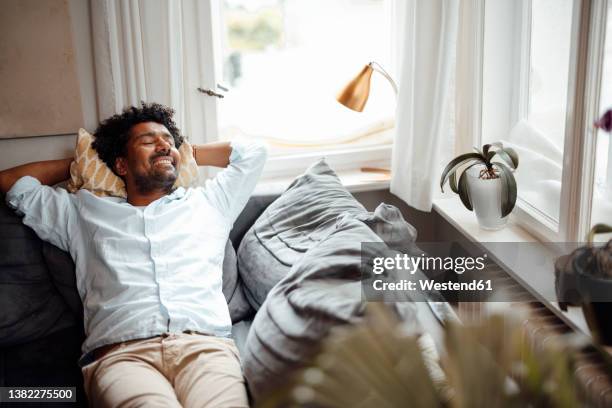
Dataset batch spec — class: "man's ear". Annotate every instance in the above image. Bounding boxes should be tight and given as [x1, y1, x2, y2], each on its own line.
[115, 157, 128, 176]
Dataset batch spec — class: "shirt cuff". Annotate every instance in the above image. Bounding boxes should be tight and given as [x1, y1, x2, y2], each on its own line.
[5, 176, 42, 211]
[229, 141, 245, 163]
[228, 141, 268, 164]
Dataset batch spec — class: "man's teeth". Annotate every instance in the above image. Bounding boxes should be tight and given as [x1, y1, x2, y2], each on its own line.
[154, 159, 173, 165]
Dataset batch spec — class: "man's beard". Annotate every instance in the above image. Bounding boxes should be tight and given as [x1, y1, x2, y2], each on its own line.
[132, 167, 177, 194]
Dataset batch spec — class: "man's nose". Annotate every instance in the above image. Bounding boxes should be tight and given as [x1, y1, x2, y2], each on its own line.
[155, 137, 172, 151]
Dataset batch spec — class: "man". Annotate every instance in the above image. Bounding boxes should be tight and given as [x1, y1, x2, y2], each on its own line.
[0, 102, 267, 407]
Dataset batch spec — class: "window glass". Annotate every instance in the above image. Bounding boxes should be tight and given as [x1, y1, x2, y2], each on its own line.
[592, 2, 612, 238]
[482, 0, 573, 226]
[518, 0, 572, 223]
[218, 0, 394, 156]
[527, 0, 572, 150]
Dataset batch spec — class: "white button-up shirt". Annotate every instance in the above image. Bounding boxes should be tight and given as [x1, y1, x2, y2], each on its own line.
[6, 142, 267, 364]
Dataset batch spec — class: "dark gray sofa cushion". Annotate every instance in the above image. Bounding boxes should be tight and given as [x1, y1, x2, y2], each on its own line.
[230, 194, 278, 249]
[242, 204, 423, 400]
[237, 160, 366, 310]
[42, 241, 83, 320]
[0, 197, 76, 347]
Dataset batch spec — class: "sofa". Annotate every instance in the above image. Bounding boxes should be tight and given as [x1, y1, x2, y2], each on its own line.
[0, 176, 447, 406]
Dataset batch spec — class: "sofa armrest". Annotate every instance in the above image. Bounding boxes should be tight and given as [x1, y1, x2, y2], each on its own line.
[229, 194, 279, 250]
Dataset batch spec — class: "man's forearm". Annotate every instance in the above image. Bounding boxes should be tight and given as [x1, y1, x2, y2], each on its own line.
[192, 142, 232, 167]
[0, 158, 72, 194]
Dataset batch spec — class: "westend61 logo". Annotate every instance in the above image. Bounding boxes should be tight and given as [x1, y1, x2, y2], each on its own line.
[372, 253, 488, 275]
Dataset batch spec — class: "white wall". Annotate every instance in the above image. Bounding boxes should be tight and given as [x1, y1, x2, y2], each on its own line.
[0, 0, 98, 171]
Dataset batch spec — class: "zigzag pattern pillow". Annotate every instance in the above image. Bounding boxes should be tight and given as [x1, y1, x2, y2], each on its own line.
[67, 128, 199, 198]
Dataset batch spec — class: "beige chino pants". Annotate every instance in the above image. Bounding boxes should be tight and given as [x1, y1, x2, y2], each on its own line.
[81, 333, 248, 408]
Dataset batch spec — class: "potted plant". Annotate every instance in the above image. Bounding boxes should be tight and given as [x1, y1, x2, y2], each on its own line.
[440, 143, 519, 230]
[553, 109, 612, 346]
[575, 224, 612, 345]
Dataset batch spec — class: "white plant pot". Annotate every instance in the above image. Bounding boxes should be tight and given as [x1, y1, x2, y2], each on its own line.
[466, 166, 508, 231]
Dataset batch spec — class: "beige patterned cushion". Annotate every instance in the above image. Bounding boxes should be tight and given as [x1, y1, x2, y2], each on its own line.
[67, 128, 199, 198]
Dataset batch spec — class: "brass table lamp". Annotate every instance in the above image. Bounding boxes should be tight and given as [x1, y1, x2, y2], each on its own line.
[336, 61, 397, 177]
[336, 61, 398, 112]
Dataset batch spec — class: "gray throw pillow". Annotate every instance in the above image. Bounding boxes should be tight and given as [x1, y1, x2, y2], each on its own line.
[242, 204, 422, 400]
[237, 159, 366, 310]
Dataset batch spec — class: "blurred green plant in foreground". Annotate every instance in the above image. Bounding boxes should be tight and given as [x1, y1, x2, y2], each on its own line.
[259, 303, 580, 408]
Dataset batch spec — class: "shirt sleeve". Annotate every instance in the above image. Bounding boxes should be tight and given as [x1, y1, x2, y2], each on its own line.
[5, 176, 78, 252]
[202, 141, 268, 222]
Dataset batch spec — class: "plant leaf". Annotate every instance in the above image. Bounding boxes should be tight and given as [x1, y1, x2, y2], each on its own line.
[587, 223, 612, 243]
[492, 147, 519, 169]
[449, 171, 459, 194]
[458, 168, 473, 211]
[449, 160, 482, 193]
[483, 142, 503, 157]
[503, 147, 519, 168]
[494, 162, 517, 217]
[483, 144, 491, 157]
[486, 150, 496, 164]
[439, 153, 484, 192]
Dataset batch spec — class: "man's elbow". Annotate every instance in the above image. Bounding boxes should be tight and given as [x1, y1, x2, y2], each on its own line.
[0, 171, 15, 194]
[253, 142, 269, 162]
[254, 143, 269, 174]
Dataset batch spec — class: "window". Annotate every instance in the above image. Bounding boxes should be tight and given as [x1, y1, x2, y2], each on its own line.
[479, 0, 577, 240]
[516, 0, 573, 223]
[592, 1, 612, 237]
[198, 0, 396, 177]
[465, 0, 607, 242]
[455, 0, 611, 241]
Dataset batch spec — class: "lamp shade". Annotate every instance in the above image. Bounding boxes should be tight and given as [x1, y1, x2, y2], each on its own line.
[336, 64, 374, 112]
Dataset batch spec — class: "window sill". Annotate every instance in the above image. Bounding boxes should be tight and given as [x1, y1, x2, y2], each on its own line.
[432, 197, 592, 337]
[255, 168, 391, 195]
[260, 145, 392, 180]
[433, 198, 537, 243]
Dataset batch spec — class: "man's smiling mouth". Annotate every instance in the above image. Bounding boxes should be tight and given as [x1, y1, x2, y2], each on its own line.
[152, 156, 175, 167]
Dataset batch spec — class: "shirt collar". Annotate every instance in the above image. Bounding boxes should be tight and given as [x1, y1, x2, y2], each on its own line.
[168, 186, 186, 199]
[116, 186, 187, 206]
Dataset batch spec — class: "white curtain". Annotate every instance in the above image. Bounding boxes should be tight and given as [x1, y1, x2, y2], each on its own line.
[90, 0, 202, 136]
[390, 0, 459, 212]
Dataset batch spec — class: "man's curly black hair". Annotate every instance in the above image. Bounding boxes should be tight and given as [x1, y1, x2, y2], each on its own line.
[92, 102, 185, 175]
